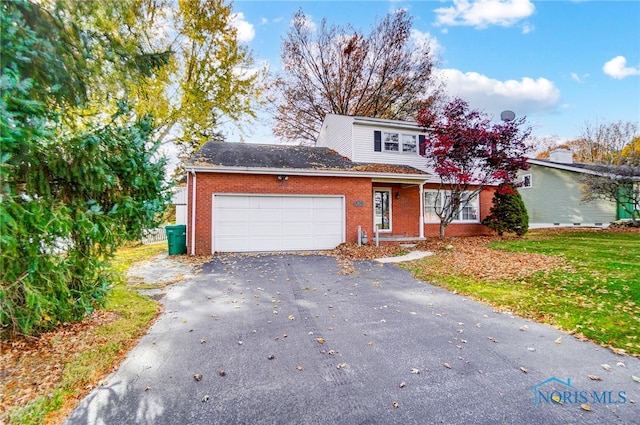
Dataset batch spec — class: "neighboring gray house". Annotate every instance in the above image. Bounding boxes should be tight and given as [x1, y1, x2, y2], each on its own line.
[518, 149, 621, 228]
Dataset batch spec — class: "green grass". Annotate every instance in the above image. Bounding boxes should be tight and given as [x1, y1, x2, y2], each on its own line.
[6, 243, 165, 424]
[409, 231, 640, 357]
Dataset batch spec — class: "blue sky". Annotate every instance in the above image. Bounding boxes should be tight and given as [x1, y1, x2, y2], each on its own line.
[226, 0, 640, 145]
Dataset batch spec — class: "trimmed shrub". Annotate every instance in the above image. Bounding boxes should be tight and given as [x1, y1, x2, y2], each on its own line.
[482, 184, 529, 236]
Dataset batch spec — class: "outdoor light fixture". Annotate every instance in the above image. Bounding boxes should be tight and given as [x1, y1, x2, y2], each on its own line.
[395, 192, 400, 199]
[277, 175, 289, 181]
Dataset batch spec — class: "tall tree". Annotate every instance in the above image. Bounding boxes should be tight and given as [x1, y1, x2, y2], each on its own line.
[168, 0, 265, 154]
[578, 120, 638, 164]
[535, 122, 638, 165]
[417, 98, 532, 238]
[1, 0, 170, 336]
[619, 136, 640, 166]
[272, 9, 442, 144]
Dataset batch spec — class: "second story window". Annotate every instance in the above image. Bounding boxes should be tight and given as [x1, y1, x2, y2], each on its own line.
[382, 132, 417, 153]
[402, 134, 417, 152]
[383, 132, 399, 151]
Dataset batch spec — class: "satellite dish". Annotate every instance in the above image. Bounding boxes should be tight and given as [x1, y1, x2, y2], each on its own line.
[500, 110, 516, 122]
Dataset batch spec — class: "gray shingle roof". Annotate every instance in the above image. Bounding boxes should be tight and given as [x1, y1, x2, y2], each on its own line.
[529, 158, 640, 177]
[189, 142, 427, 175]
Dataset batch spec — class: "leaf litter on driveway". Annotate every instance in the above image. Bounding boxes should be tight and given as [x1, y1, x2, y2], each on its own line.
[57, 252, 640, 425]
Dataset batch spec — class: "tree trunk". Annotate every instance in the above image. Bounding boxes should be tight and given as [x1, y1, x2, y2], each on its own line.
[439, 222, 446, 239]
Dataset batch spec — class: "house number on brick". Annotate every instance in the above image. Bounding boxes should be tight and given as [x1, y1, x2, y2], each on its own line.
[353, 200, 364, 207]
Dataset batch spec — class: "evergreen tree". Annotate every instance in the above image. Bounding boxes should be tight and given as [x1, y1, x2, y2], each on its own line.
[482, 184, 529, 237]
[1, 0, 169, 337]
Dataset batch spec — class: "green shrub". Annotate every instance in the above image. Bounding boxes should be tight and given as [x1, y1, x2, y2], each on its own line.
[482, 183, 529, 236]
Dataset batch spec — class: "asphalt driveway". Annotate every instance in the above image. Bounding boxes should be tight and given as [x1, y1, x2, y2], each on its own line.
[65, 254, 639, 424]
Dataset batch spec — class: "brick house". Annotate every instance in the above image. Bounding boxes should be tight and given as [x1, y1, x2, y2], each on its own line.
[185, 114, 494, 255]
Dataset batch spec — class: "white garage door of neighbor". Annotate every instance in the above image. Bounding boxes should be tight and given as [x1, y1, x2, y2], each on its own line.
[212, 195, 345, 252]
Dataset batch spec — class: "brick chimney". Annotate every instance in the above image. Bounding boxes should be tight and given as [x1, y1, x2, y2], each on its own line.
[549, 148, 573, 164]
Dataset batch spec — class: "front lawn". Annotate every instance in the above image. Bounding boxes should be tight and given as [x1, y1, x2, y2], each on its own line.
[406, 230, 640, 357]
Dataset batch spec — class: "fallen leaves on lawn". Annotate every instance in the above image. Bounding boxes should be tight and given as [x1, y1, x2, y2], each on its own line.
[411, 236, 567, 282]
[331, 234, 567, 281]
[0, 310, 123, 417]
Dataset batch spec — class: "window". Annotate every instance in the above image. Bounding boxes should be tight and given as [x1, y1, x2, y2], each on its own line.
[402, 134, 417, 152]
[383, 132, 399, 151]
[381, 132, 418, 153]
[424, 190, 479, 222]
[424, 191, 440, 221]
[521, 174, 532, 188]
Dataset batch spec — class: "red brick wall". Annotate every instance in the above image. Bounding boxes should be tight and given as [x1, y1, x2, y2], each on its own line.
[187, 173, 497, 254]
[187, 172, 373, 255]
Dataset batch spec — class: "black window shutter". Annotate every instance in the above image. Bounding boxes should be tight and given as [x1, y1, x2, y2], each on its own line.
[419, 135, 426, 156]
[374, 130, 381, 152]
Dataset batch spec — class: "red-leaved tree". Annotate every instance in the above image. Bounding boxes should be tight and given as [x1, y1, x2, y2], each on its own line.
[417, 98, 532, 238]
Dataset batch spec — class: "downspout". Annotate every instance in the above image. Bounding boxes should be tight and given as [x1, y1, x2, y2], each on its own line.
[190, 170, 197, 256]
[419, 181, 426, 239]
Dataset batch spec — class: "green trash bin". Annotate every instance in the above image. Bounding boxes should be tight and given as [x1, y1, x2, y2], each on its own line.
[165, 224, 187, 255]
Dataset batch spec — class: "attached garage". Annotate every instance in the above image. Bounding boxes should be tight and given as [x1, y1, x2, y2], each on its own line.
[212, 194, 345, 252]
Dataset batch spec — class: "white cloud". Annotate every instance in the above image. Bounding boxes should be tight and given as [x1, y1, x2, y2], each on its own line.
[602, 55, 640, 79]
[521, 22, 534, 34]
[410, 29, 443, 58]
[438, 68, 561, 116]
[570, 72, 589, 83]
[230, 12, 255, 43]
[434, 0, 535, 29]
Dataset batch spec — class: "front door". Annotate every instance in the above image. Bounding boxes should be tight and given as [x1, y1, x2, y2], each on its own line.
[373, 189, 392, 232]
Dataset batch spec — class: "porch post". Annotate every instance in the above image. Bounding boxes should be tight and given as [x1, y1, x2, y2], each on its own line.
[419, 181, 425, 239]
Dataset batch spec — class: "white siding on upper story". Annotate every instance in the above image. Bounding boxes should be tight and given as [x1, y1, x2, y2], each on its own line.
[315, 114, 354, 159]
[351, 121, 431, 173]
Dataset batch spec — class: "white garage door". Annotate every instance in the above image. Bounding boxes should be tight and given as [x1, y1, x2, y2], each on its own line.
[212, 195, 345, 252]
